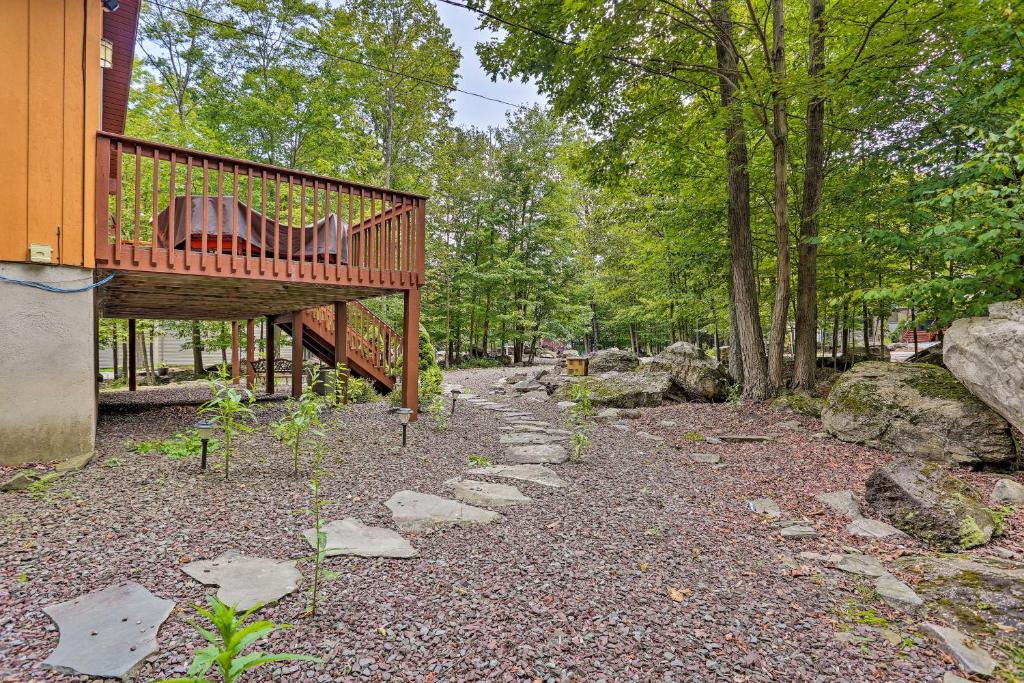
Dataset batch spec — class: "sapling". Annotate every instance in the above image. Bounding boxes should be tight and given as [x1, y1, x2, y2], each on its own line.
[157, 595, 319, 683]
[303, 441, 338, 618]
[272, 383, 324, 476]
[199, 366, 256, 480]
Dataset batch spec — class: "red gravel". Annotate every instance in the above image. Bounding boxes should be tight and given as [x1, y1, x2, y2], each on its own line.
[1, 366, 1010, 681]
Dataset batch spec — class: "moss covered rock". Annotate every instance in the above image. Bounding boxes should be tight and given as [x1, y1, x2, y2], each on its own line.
[866, 458, 999, 550]
[556, 371, 672, 408]
[771, 392, 825, 418]
[647, 341, 729, 402]
[822, 361, 1016, 466]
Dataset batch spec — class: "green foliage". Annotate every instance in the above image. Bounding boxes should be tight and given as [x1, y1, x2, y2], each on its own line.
[567, 383, 594, 419]
[156, 596, 320, 683]
[425, 395, 450, 432]
[345, 376, 380, 404]
[135, 430, 222, 460]
[199, 367, 256, 480]
[419, 364, 444, 404]
[569, 429, 589, 464]
[272, 384, 324, 476]
[467, 454, 491, 466]
[27, 473, 64, 501]
[302, 443, 337, 618]
[452, 358, 501, 370]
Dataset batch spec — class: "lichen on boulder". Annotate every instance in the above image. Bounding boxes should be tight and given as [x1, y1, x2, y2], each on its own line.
[587, 347, 640, 374]
[821, 361, 1016, 466]
[647, 341, 729, 402]
[865, 458, 999, 550]
[771, 392, 825, 418]
[556, 371, 671, 408]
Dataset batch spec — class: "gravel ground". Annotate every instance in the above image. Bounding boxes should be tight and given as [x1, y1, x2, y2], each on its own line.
[1, 365, 1019, 682]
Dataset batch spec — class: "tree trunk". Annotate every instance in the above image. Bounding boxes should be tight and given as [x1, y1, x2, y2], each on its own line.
[862, 301, 871, 359]
[122, 342, 128, 379]
[590, 302, 600, 351]
[766, 0, 790, 391]
[191, 322, 204, 375]
[140, 329, 155, 386]
[728, 281, 744, 384]
[714, 0, 770, 399]
[793, 0, 826, 391]
[112, 325, 119, 379]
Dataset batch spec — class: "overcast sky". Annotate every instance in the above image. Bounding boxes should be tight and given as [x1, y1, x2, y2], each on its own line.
[432, 1, 544, 130]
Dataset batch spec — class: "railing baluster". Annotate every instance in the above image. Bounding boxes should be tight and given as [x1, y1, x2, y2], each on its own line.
[133, 146, 142, 264]
[231, 164, 239, 274]
[260, 171, 267, 276]
[200, 158, 209, 271]
[286, 176, 294, 276]
[114, 142, 122, 263]
[150, 147, 159, 267]
[246, 168, 254, 274]
[167, 152, 176, 270]
[273, 173, 282, 277]
[184, 156, 192, 271]
[216, 161, 225, 270]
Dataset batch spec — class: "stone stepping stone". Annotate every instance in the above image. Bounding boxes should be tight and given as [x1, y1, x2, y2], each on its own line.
[181, 550, 300, 611]
[873, 574, 923, 613]
[557, 401, 577, 410]
[503, 418, 550, 425]
[611, 424, 630, 432]
[43, 581, 174, 679]
[659, 420, 678, 427]
[814, 490, 863, 519]
[920, 623, 995, 678]
[302, 517, 417, 559]
[835, 553, 889, 578]
[780, 525, 818, 539]
[385, 490, 501, 533]
[499, 425, 570, 435]
[637, 431, 665, 443]
[846, 518, 906, 539]
[506, 444, 569, 464]
[523, 390, 549, 401]
[689, 453, 721, 465]
[500, 432, 568, 445]
[466, 464, 567, 488]
[747, 498, 781, 516]
[448, 478, 532, 507]
[719, 434, 775, 443]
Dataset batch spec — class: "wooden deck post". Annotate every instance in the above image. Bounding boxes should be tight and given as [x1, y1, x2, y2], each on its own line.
[231, 321, 240, 384]
[334, 301, 348, 404]
[402, 287, 420, 420]
[266, 316, 276, 394]
[292, 310, 304, 398]
[245, 319, 255, 392]
[128, 319, 137, 392]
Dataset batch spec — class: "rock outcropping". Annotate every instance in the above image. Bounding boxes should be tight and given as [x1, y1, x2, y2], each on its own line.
[865, 459, 999, 550]
[647, 341, 729, 402]
[945, 300, 1024, 434]
[821, 361, 1016, 466]
[587, 347, 640, 374]
[556, 371, 672, 408]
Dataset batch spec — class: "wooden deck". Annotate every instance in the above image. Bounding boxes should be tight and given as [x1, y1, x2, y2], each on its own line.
[94, 133, 423, 407]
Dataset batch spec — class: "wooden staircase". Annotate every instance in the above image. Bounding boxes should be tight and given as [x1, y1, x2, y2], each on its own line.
[275, 302, 402, 392]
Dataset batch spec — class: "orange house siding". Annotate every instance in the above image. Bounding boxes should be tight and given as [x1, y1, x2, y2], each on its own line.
[0, 0, 102, 268]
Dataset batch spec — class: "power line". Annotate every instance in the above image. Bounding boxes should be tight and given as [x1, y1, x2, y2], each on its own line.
[145, 0, 533, 111]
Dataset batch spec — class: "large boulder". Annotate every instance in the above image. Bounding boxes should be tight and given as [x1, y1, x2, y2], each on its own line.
[865, 459, 999, 550]
[556, 371, 671, 408]
[821, 361, 1016, 466]
[588, 347, 639, 374]
[647, 341, 729, 402]
[945, 300, 1024, 434]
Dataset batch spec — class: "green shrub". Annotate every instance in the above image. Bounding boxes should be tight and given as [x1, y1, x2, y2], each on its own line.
[135, 430, 221, 460]
[346, 376, 380, 404]
[453, 357, 501, 369]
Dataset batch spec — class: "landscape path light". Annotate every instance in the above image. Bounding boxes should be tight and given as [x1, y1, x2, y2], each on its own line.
[450, 388, 462, 416]
[196, 419, 216, 471]
[397, 407, 413, 447]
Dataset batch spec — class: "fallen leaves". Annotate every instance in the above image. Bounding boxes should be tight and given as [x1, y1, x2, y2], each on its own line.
[668, 587, 691, 602]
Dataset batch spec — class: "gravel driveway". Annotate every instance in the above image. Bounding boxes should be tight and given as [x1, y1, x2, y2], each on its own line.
[2, 366, 1011, 681]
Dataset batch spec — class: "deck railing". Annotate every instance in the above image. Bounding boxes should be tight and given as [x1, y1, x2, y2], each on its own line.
[306, 302, 403, 382]
[94, 132, 426, 289]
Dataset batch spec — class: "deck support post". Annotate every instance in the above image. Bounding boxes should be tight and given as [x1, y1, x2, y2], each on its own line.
[245, 319, 255, 392]
[128, 318, 137, 392]
[334, 301, 348, 401]
[292, 310, 304, 398]
[231, 321, 240, 385]
[401, 287, 420, 420]
[266, 317, 276, 394]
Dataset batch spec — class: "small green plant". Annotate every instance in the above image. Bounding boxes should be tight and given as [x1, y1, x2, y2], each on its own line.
[419, 364, 444, 403]
[682, 431, 704, 442]
[644, 525, 663, 537]
[103, 457, 124, 467]
[425, 395, 450, 432]
[135, 430, 223, 460]
[567, 383, 594, 418]
[991, 505, 1013, 536]
[302, 442, 339, 618]
[157, 596, 319, 683]
[467, 454, 491, 467]
[570, 429, 589, 464]
[727, 383, 742, 405]
[28, 473, 63, 500]
[199, 367, 256, 480]
[346, 376, 380, 404]
[272, 384, 324, 476]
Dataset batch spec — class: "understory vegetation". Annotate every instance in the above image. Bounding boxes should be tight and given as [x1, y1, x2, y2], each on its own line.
[95, 0, 1022, 402]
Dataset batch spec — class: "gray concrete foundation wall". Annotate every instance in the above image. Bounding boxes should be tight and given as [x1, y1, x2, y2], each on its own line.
[0, 263, 96, 465]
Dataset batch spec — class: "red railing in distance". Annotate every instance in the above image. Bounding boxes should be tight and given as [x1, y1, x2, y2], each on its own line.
[306, 302, 403, 383]
[94, 132, 426, 289]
